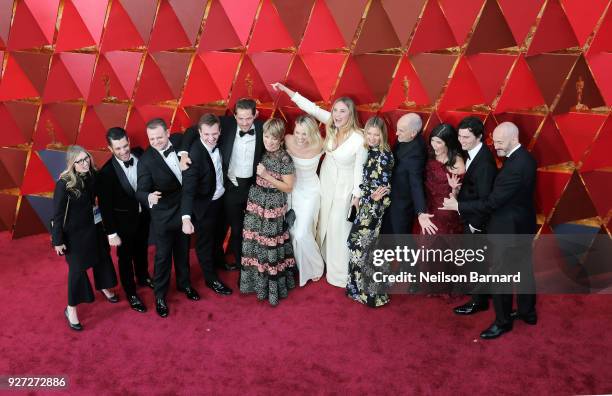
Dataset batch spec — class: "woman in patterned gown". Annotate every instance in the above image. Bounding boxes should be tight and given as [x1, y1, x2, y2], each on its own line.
[240, 118, 296, 306]
[346, 117, 394, 307]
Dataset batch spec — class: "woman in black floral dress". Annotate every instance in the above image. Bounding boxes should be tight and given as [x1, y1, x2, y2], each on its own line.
[346, 116, 394, 307]
[240, 118, 296, 306]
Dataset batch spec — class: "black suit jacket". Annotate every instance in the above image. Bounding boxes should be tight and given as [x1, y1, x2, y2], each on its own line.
[136, 134, 184, 227]
[180, 138, 218, 219]
[459, 146, 537, 234]
[457, 144, 497, 231]
[51, 175, 103, 270]
[389, 134, 428, 216]
[180, 115, 264, 183]
[97, 147, 149, 236]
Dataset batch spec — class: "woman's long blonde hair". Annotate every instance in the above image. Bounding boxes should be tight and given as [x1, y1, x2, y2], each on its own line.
[294, 115, 322, 147]
[364, 116, 391, 151]
[323, 97, 362, 150]
[59, 145, 96, 198]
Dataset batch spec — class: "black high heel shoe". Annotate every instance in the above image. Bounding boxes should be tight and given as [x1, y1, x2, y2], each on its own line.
[101, 289, 119, 303]
[64, 308, 83, 331]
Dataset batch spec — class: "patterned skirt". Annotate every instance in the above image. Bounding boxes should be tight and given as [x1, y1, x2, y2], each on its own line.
[240, 184, 296, 306]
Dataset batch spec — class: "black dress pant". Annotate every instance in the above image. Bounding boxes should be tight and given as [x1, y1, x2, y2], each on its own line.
[381, 203, 414, 235]
[116, 212, 151, 296]
[193, 198, 223, 283]
[463, 225, 489, 305]
[152, 214, 191, 299]
[224, 178, 252, 266]
[67, 227, 118, 306]
[492, 242, 537, 326]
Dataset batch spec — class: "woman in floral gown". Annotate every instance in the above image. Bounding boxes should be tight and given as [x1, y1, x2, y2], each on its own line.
[346, 117, 394, 308]
[240, 118, 296, 306]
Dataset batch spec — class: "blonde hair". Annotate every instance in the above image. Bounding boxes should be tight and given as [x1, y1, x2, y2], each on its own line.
[324, 97, 362, 150]
[294, 115, 322, 147]
[263, 118, 286, 143]
[364, 116, 391, 151]
[59, 145, 96, 198]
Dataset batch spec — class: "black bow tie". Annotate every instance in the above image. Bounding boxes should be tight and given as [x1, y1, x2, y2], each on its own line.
[239, 129, 254, 138]
[163, 147, 173, 158]
[466, 153, 471, 160]
[212, 145, 218, 152]
[123, 158, 134, 168]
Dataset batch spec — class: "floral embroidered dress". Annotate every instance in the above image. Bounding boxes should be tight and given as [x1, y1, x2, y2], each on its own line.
[240, 148, 296, 306]
[346, 147, 394, 307]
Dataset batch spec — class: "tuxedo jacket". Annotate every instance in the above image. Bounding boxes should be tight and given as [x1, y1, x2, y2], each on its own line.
[180, 138, 219, 220]
[388, 134, 428, 217]
[180, 115, 264, 184]
[459, 146, 537, 234]
[97, 147, 149, 236]
[136, 134, 184, 227]
[457, 144, 497, 231]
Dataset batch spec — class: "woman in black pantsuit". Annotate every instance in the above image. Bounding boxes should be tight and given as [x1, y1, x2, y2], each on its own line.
[51, 145, 118, 331]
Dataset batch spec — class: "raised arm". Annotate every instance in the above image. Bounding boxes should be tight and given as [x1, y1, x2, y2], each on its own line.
[271, 82, 331, 124]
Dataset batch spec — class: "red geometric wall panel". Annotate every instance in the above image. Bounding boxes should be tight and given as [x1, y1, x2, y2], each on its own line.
[55, 0, 108, 51]
[0, 0, 609, 238]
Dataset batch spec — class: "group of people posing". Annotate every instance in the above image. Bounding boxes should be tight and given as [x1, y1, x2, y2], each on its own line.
[51, 82, 538, 340]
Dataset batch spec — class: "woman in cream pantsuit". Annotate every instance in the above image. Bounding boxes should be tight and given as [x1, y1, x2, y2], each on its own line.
[272, 83, 367, 287]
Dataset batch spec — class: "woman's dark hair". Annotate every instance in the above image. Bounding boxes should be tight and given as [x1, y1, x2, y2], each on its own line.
[429, 123, 462, 170]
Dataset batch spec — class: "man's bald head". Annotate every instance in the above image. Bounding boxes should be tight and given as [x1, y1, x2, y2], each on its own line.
[396, 113, 422, 143]
[492, 121, 520, 157]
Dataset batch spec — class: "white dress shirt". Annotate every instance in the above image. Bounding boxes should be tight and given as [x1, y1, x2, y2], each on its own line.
[463, 143, 483, 234]
[108, 154, 140, 239]
[506, 143, 521, 158]
[156, 143, 182, 185]
[227, 125, 256, 186]
[204, 139, 225, 200]
[465, 142, 482, 171]
[182, 140, 226, 221]
[116, 154, 138, 191]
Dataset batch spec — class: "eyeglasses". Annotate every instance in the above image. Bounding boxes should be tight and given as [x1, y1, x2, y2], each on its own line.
[74, 157, 90, 165]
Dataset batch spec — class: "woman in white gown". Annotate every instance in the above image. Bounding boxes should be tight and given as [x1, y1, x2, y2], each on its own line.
[285, 115, 325, 286]
[273, 83, 367, 287]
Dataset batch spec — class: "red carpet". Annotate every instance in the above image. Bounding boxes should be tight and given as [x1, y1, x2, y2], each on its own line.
[1, 232, 611, 395]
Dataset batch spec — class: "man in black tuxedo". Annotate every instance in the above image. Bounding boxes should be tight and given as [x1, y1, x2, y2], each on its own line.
[98, 127, 153, 313]
[442, 121, 537, 339]
[382, 113, 436, 235]
[137, 118, 200, 318]
[179, 99, 264, 269]
[451, 117, 497, 316]
[180, 114, 232, 296]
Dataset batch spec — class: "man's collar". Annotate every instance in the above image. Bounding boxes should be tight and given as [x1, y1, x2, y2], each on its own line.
[506, 143, 521, 158]
[155, 142, 172, 154]
[200, 137, 216, 152]
[468, 142, 483, 159]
